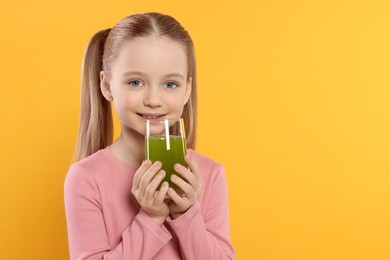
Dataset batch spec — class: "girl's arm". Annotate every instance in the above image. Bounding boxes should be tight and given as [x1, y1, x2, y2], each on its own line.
[64, 164, 172, 260]
[167, 162, 236, 260]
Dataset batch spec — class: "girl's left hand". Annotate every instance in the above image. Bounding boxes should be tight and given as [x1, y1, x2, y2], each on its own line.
[167, 153, 202, 219]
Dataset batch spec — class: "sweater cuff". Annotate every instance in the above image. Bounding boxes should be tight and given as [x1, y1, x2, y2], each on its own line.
[137, 209, 172, 243]
[166, 202, 202, 228]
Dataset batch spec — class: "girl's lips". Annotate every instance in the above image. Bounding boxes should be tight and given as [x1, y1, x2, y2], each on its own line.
[136, 113, 166, 121]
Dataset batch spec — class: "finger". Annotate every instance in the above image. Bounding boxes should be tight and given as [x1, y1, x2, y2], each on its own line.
[174, 163, 196, 187]
[171, 174, 193, 196]
[168, 187, 185, 205]
[145, 170, 165, 198]
[132, 160, 152, 192]
[184, 154, 202, 193]
[184, 154, 201, 179]
[154, 181, 169, 204]
[138, 161, 162, 193]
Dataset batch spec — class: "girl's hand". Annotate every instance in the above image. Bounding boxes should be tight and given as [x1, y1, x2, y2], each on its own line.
[167, 154, 202, 219]
[132, 160, 170, 226]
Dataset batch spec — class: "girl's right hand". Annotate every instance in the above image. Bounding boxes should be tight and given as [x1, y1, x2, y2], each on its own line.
[132, 160, 170, 226]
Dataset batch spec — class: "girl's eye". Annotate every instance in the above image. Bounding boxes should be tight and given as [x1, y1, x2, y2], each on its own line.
[164, 82, 179, 89]
[128, 80, 143, 87]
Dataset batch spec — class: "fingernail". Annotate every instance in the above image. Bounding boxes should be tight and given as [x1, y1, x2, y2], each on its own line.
[144, 160, 151, 165]
[171, 174, 177, 181]
[159, 170, 165, 177]
[155, 161, 162, 167]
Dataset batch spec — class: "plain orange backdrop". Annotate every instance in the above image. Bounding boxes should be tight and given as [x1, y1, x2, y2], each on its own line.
[1, 0, 390, 259]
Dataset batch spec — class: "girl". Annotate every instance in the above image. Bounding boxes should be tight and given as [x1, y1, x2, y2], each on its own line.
[64, 12, 235, 260]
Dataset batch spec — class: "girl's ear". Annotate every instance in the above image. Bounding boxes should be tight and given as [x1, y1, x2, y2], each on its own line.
[100, 71, 113, 101]
[184, 77, 192, 105]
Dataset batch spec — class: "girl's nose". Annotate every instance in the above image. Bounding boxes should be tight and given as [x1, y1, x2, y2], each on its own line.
[143, 88, 163, 107]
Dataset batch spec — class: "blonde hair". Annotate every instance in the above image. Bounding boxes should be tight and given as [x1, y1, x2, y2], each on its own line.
[74, 13, 197, 161]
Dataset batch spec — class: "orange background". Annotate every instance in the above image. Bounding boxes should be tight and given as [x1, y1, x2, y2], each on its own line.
[1, 0, 390, 259]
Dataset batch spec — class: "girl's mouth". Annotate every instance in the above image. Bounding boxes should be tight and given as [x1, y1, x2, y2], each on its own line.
[136, 113, 166, 120]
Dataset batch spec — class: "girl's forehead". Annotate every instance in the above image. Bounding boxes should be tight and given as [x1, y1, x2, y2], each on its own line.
[112, 36, 187, 77]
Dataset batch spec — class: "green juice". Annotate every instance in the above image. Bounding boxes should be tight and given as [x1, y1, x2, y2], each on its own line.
[146, 136, 187, 190]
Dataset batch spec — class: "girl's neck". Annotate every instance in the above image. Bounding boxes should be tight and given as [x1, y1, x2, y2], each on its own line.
[108, 127, 145, 169]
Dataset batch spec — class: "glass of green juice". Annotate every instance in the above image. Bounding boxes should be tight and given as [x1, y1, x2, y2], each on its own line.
[145, 118, 187, 191]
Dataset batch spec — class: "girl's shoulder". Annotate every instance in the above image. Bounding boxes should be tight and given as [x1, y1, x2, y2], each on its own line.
[72, 149, 107, 170]
[65, 148, 114, 183]
[64, 149, 106, 193]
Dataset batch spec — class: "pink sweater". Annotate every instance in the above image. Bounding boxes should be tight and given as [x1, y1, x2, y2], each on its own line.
[64, 147, 235, 260]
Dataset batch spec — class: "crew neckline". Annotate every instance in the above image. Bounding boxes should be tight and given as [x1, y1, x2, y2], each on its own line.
[102, 147, 138, 172]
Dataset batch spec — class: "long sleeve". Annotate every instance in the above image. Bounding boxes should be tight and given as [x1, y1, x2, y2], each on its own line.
[64, 164, 172, 260]
[166, 165, 235, 260]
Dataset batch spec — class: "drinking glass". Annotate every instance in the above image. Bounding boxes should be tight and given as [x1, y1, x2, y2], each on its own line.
[145, 118, 187, 190]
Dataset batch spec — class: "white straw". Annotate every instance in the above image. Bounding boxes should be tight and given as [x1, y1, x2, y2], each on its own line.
[146, 120, 150, 159]
[165, 119, 170, 150]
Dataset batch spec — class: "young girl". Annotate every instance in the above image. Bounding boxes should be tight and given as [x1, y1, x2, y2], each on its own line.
[64, 12, 235, 260]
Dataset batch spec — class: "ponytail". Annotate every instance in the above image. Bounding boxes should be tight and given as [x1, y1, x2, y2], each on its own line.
[73, 29, 113, 162]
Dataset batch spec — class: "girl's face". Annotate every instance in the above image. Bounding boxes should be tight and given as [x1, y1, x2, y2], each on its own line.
[100, 36, 192, 136]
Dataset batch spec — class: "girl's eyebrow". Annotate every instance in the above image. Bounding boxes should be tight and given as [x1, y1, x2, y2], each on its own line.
[122, 71, 146, 77]
[122, 71, 185, 79]
[164, 73, 185, 79]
